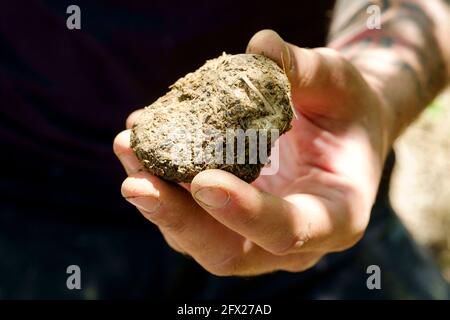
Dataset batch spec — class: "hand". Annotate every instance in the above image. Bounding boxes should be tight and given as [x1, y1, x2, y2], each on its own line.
[113, 30, 391, 276]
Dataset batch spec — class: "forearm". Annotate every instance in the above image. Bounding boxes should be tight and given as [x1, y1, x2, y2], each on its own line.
[328, 0, 450, 145]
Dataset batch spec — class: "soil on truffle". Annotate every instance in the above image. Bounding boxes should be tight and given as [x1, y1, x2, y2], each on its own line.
[131, 53, 293, 183]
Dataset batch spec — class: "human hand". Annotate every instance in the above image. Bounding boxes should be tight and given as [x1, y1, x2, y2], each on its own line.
[113, 29, 391, 276]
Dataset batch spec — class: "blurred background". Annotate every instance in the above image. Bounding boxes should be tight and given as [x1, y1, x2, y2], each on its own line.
[391, 87, 450, 283]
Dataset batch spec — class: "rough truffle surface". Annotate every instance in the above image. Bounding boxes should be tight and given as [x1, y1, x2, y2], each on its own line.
[131, 53, 293, 183]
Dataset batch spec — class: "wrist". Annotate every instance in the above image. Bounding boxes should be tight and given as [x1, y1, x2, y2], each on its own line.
[350, 51, 427, 149]
[362, 71, 397, 160]
[341, 56, 397, 161]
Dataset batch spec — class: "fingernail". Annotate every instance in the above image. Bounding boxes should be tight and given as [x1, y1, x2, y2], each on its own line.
[194, 187, 230, 209]
[284, 42, 293, 72]
[125, 196, 160, 213]
[282, 42, 296, 79]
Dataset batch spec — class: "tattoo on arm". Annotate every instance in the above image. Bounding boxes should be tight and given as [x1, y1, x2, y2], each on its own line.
[329, 0, 449, 127]
[329, 0, 450, 139]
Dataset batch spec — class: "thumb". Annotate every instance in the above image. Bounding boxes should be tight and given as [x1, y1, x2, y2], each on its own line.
[246, 29, 362, 119]
[189, 169, 336, 255]
[190, 169, 304, 255]
[246, 29, 294, 81]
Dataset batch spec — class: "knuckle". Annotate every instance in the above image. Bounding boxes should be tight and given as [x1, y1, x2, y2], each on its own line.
[326, 182, 370, 251]
[236, 210, 259, 228]
[167, 242, 184, 254]
[346, 228, 365, 248]
[283, 254, 323, 273]
[345, 204, 370, 240]
[268, 231, 311, 256]
[157, 216, 187, 235]
[347, 211, 369, 238]
[335, 228, 365, 252]
[336, 201, 369, 250]
[162, 234, 185, 254]
[205, 254, 243, 277]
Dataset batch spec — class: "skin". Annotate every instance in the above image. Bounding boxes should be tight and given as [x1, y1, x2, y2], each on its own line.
[113, 0, 450, 276]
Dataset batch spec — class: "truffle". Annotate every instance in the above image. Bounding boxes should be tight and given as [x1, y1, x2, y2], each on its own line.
[131, 53, 293, 183]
